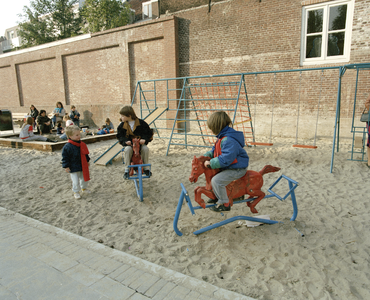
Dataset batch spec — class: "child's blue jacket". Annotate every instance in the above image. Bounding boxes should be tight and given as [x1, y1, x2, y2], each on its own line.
[204, 126, 249, 170]
[62, 141, 90, 173]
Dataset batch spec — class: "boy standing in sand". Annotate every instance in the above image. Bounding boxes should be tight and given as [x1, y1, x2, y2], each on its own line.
[62, 125, 91, 199]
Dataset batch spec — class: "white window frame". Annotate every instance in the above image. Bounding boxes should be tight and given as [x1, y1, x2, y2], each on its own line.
[142, 0, 158, 20]
[300, 0, 354, 66]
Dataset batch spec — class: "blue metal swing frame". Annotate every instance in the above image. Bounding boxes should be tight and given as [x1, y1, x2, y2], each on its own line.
[173, 174, 299, 236]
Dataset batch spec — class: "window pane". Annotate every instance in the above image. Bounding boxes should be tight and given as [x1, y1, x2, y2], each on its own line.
[329, 5, 347, 31]
[307, 9, 323, 34]
[143, 4, 148, 18]
[327, 32, 344, 56]
[306, 35, 322, 58]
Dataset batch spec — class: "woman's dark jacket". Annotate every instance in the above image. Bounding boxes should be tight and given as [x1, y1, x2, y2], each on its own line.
[36, 115, 52, 133]
[36, 115, 51, 126]
[30, 109, 39, 119]
[116, 119, 153, 146]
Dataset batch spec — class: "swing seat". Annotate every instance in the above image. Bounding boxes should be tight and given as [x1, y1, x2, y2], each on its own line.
[292, 144, 317, 149]
[250, 142, 273, 146]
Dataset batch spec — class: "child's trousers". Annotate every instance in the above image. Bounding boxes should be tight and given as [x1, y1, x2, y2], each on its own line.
[124, 145, 149, 170]
[211, 168, 247, 205]
[70, 171, 87, 193]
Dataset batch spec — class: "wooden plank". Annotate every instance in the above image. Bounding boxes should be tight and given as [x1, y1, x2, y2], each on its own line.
[95, 142, 123, 165]
[144, 107, 167, 125]
[249, 142, 274, 146]
[292, 144, 317, 149]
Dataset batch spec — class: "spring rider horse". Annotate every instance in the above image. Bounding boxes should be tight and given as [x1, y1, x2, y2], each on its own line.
[126, 137, 151, 201]
[173, 155, 299, 236]
[189, 156, 281, 213]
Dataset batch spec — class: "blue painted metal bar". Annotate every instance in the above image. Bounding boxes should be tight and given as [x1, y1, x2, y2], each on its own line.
[173, 183, 195, 236]
[193, 216, 281, 236]
[330, 67, 343, 173]
[351, 68, 359, 131]
[127, 163, 151, 202]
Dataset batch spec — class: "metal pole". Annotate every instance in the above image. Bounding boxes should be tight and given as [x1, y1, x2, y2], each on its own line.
[330, 67, 343, 173]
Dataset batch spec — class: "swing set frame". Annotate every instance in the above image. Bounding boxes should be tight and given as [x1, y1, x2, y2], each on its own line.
[131, 63, 370, 173]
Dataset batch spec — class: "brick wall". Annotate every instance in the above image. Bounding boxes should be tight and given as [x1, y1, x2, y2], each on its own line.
[0, 17, 178, 128]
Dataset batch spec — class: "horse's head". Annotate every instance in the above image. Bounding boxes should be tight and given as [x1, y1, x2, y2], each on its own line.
[132, 138, 140, 155]
[189, 155, 210, 183]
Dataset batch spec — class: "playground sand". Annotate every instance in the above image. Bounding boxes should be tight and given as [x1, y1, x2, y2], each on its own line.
[0, 136, 369, 300]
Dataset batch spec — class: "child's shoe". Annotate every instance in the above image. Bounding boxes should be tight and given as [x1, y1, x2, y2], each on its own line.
[144, 170, 152, 177]
[74, 192, 81, 199]
[207, 198, 218, 204]
[123, 168, 129, 180]
[81, 189, 91, 194]
[209, 204, 230, 212]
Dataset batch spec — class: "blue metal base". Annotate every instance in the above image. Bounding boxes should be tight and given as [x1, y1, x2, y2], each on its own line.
[173, 174, 299, 236]
[127, 163, 151, 202]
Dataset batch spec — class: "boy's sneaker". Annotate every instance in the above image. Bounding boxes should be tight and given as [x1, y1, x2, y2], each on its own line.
[123, 172, 129, 180]
[81, 189, 91, 194]
[74, 192, 81, 199]
[209, 204, 230, 212]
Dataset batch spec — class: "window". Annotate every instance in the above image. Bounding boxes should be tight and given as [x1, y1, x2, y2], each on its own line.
[300, 0, 354, 66]
[142, 0, 158, 20]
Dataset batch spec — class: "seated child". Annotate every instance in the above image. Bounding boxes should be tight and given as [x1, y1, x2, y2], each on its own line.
[65, 115, 74, 127]
[58, 115, 74, 140]
[97, 128, 109, 135]
[203, 111, 249, 212]
[105, 118, 114, 132]
[61, 125, 91, 199]
[116, 106, 153, 178]
[20, 117, 56, 142]
[36, 110, 53, 134]
[56, 122, 64, 135]
[69, 105, 80, 127]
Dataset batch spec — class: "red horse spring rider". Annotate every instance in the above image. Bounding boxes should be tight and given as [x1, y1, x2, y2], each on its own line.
[189, 156, 281, 213]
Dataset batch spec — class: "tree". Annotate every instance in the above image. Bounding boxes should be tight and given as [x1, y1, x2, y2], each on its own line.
[17, 0, 82, 49]
[80, 0, 132, 33]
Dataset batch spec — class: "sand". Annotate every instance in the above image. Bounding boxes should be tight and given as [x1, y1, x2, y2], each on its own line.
[0, 135, 369, 300]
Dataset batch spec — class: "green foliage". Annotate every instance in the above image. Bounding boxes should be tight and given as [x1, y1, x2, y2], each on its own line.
[17, 0, 82, 49]
[80, 0, 132, 33]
